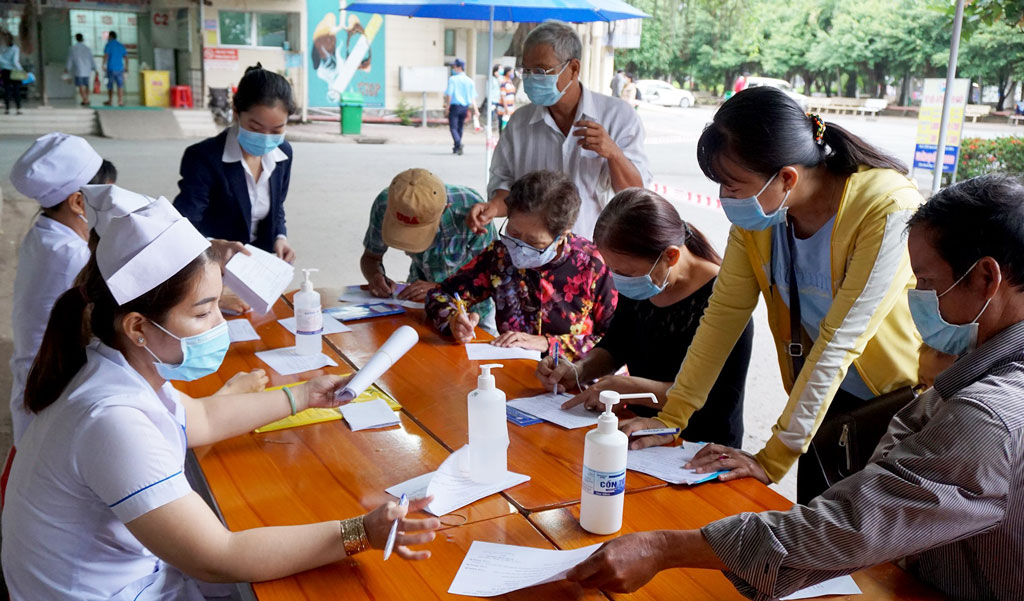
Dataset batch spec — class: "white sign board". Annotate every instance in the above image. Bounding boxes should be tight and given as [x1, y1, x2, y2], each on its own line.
[400, 66, 449, 93]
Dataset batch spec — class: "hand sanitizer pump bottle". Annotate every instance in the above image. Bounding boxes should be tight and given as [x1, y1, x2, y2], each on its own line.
[580, 391, 657, 534]
[294, 269, 322, 356]
[468, 363, 508, 483]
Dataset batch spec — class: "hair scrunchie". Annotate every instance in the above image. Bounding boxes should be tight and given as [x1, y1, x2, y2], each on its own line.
[806, 112, 826, 145]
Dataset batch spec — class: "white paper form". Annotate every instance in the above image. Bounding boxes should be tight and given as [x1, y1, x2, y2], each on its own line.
[781, 575, 862, 600]
[626, 441, 726, 485]
[340, 398, 401, 431]
[222, 245, 295, 315]
[254, 347, 338, 376]
[465, 343, 542, 361]
[448, 541, 602, 597]
[386, 446, 529, 516]
[338, 284, 424, 309]
[506, 392, 598, 429]
[277, 314, 352, 336]
[226, 319, 260, 343]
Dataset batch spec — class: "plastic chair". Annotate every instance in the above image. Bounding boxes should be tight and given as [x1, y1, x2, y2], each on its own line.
[171, 85, 193, 108]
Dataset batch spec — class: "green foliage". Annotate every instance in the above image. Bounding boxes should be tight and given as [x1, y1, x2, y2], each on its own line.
[394, 97, 417, 127]
[958, 136, 1024, 178]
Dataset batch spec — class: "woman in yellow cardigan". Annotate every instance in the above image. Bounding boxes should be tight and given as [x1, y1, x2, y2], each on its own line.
[624, 87, 924, 502]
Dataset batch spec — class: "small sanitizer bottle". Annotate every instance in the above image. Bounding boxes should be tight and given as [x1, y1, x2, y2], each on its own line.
[294, 268, 322, 356]
[579, 391, 657, 535]
[467, 363, 508, 483]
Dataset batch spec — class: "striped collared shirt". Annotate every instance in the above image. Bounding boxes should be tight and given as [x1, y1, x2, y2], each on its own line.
[702, 319, 1024, 601]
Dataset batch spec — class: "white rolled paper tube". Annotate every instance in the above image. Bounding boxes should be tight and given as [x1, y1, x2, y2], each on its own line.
[336, 325, 419, 402]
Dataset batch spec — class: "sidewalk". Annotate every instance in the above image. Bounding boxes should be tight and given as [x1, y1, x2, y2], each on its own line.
[286, 119, 491, 145]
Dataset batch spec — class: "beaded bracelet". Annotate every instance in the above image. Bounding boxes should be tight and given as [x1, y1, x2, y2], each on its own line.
[340, 516, 370, 556]
[283, 386, 297, 416]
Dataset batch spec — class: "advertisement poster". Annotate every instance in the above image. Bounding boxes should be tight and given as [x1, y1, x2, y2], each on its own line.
[913, 78, 969, 174]
[307, 0, 386, 107]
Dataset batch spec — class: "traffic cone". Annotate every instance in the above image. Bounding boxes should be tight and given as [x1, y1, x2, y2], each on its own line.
[93, 73, 101, 94]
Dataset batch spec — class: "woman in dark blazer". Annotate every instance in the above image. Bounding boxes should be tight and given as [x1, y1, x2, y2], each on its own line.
[174, 63, 297, 263]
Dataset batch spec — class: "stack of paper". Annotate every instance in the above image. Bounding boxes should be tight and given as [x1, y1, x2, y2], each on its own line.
[341, 397, 401, 431]
[222, 245, 294, 315]
[781, 576, 862, 599]
[626, 441, 725, 485]
[386, 446, 530, 516]
[338, 284, 424, 309]
[254, 347, 338, 376]
[506, 392, 598, 429]
[277, 314, 352, 336]
[226, 319, 260, 343]
[466, 343, 542, 361]
[448, 541, 601, 597]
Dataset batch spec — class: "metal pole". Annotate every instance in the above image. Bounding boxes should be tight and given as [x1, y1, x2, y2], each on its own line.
[932, 0, 965, 195]
[422, 91, 427, 127]
[485, 6, 494, 177]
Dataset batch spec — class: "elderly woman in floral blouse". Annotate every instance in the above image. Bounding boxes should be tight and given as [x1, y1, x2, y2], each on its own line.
[425, 170, 617, 361]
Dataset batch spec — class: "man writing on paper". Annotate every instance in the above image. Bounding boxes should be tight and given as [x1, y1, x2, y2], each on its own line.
[466, 20, 651, 240]
[565, 175, 1024, 601]
[361, 169, 496, 328]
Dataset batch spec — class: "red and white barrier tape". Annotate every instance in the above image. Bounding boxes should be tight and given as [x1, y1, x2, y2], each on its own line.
[649, 182, 722, 209]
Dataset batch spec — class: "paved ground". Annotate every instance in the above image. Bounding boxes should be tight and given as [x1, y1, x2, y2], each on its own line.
[1, 105, 1020, 501]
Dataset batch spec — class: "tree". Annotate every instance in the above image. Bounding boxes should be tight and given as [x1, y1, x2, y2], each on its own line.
[957, 20, 1024, 109]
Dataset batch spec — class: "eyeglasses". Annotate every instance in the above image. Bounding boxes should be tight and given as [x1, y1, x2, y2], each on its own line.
[519, 60, 569, 77]
[499, 221, 550, 254]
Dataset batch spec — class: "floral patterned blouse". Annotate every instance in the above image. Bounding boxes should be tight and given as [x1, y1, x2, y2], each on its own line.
[425, 234, 617, 361]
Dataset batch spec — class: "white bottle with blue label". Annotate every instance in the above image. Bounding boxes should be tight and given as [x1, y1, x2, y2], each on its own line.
[294, 268, 323, 356]
[580, 390, 657, 535]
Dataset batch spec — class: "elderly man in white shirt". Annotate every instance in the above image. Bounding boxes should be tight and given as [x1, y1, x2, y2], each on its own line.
[467, 20, 651, 240]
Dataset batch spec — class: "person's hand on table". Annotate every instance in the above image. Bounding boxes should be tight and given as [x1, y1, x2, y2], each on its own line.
[566, 531, 668, 592]
[561, 375, 632, 410]
[217, 369, 268, 395]
[572, 119, 622, 160]
[450, 311, 481, 343]
[299, 374, 353, 409]
[686, 443, 768, 484]
[620, 417, 675, 450]
[209, 238, 249, 268]
[491, 331, 548, 351]
[466, 201, 499, 234]
[536, 354, 576, 394]
[362, 496, 440, 560]
[218, 292, 250, 315]
[397, 280, 437, 302]
[368, 272, 397, 298]
[274, 238, 296, 263]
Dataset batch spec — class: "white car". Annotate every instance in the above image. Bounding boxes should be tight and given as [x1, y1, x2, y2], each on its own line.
[743, 76, 809, 111]
[635, 79, 695, 108]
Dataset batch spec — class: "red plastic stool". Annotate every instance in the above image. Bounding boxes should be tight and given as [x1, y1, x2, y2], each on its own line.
[171, 85, 194, 108]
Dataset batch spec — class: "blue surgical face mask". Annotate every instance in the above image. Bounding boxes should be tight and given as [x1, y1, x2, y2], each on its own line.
[144, 320, 230, 381]
[237, 125, 285, 157]
[719, 172, 791, 230]
[523, 62, 570, 107]
[611, 252, 669, 300]
[908, 260, 992, 356]
[501, 228, 562, 270]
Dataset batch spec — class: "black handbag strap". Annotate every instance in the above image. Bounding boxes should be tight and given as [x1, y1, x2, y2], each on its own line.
[786, 221, 806, 377]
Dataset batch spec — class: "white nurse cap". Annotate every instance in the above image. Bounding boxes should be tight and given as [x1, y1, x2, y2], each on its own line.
[82, 184, 157, 238]
[10, 133, 103, 208]
[97, 196, 211, 305]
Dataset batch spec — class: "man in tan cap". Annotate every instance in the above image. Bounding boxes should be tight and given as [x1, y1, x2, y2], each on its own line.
[361, 168, 496, 319]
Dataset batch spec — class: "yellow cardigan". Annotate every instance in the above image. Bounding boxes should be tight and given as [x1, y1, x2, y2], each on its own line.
[656, 167, 924, 482]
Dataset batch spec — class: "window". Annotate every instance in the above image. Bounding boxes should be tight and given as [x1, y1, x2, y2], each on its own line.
[219, 11, 292, 48]
[257, 13, 288, 47]
[444, 29, 456, 56]
[218, 11, 250, 46]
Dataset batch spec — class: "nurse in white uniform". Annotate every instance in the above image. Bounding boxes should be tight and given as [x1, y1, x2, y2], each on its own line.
[8, 133, 107, 444]
[1, 189, 439, 601]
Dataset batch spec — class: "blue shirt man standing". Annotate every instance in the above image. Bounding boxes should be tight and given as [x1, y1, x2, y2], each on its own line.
[443, 58, 478, 156]
[102, 31, 127, 107]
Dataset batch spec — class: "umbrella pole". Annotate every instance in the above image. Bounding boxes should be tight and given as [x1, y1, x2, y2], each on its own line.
[486, 7, 495, 178]
[932, 0, 965, 194]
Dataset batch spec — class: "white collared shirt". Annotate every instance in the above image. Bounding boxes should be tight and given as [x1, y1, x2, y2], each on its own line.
[488, 85, 652, 239]
[222, 124, 289, 243]
[67, 42, 96, 78]
[9, 216, 90, 444]
[2, 341, 201, 601]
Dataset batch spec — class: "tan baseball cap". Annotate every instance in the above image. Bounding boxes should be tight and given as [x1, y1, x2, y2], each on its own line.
[382, 168, 447, 253]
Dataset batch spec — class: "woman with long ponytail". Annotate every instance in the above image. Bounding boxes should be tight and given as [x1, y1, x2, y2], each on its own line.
[623, 86, 925, 504]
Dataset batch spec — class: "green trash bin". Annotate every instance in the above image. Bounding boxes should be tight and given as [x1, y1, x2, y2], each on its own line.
[340, 92, 364, 135]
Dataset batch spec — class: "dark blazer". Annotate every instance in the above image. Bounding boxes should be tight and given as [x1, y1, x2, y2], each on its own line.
[173, 128, 292, 253]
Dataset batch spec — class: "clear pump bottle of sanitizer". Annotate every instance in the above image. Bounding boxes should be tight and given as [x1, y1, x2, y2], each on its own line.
[467, 363, 508, 483]
[294, 268, 322, 356]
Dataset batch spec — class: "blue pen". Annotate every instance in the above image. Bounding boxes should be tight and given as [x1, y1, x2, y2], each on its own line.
[552, 341, 560, 396]
[629, 427, 682, 437]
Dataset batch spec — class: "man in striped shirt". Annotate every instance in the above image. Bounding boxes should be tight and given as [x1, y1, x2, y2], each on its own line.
[566, 174, 1024, 601]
